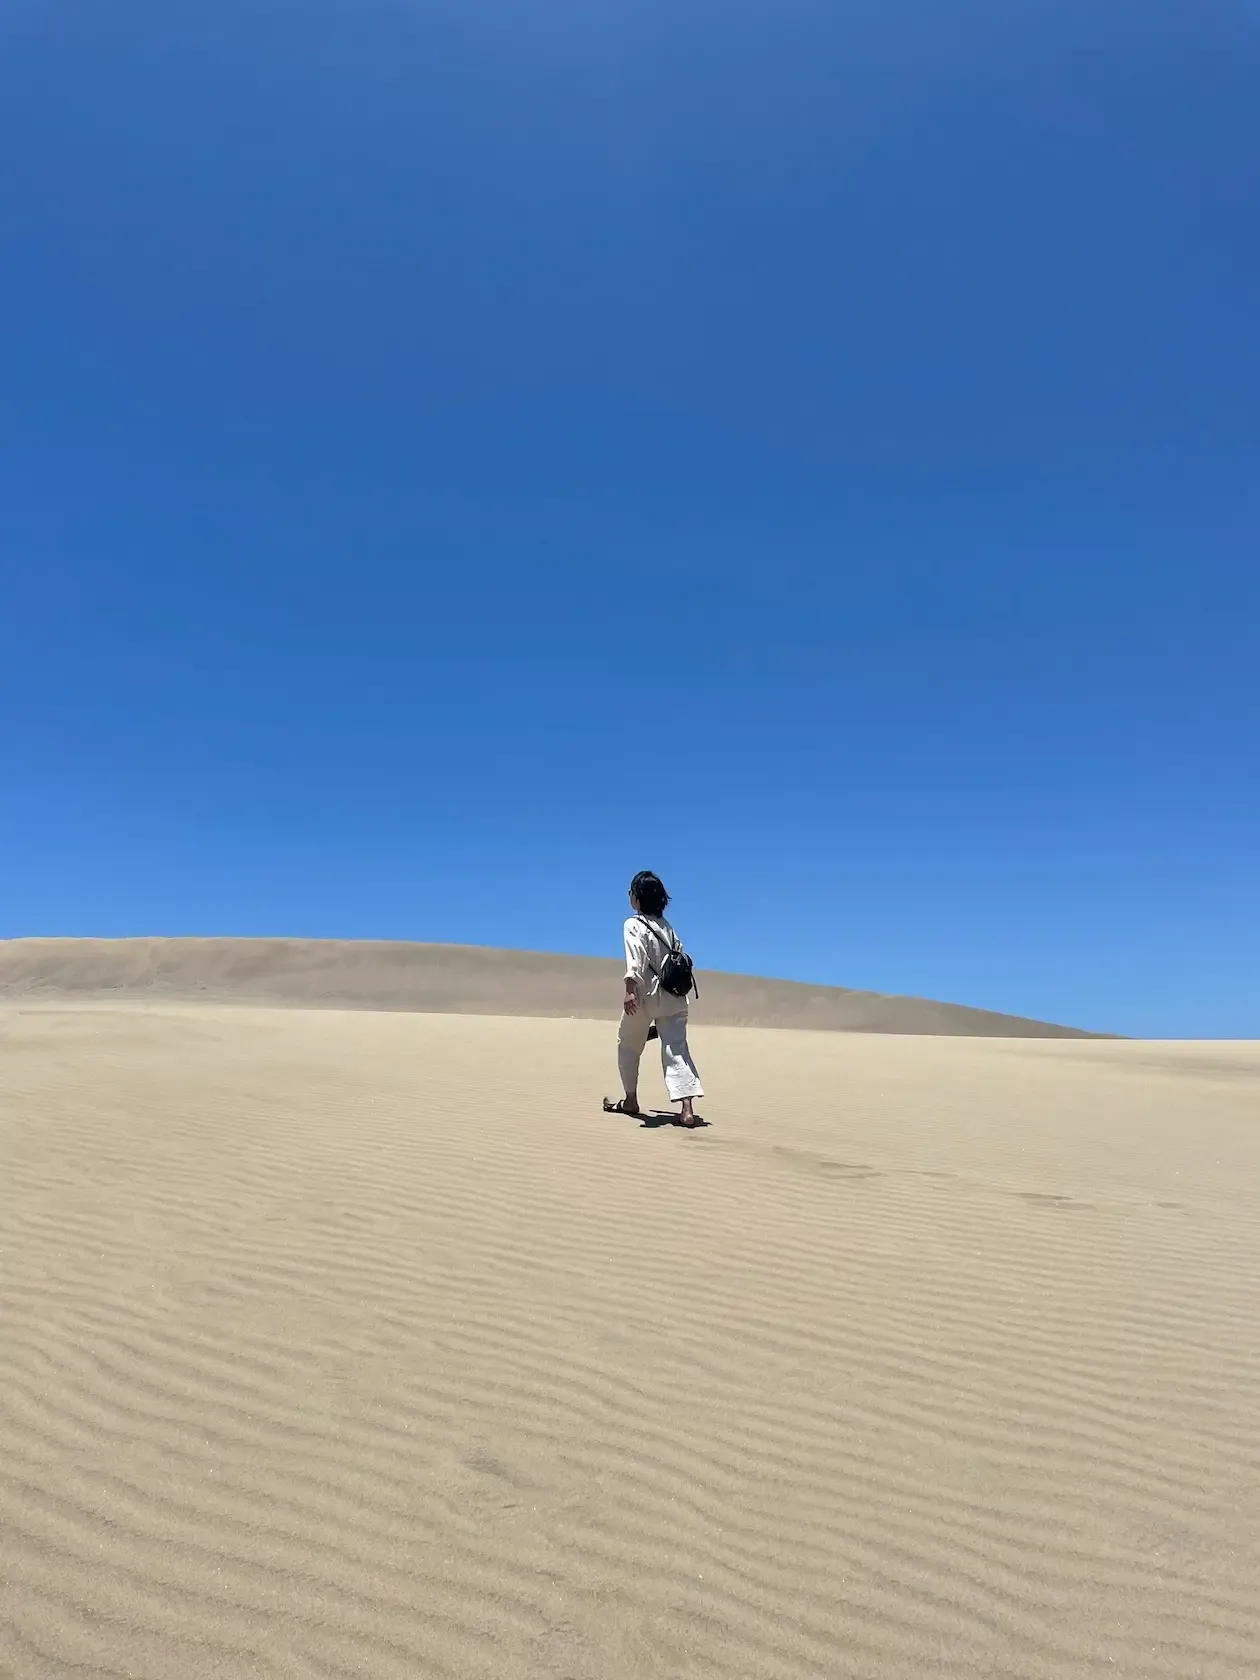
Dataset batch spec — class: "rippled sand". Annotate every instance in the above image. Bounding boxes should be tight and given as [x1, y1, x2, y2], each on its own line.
[2, 1004, 1257, 1678]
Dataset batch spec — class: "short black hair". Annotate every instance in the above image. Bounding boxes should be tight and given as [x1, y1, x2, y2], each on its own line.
[630, 870, 670, 918]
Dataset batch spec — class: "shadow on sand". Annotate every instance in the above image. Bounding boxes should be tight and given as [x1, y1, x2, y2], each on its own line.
[637, 1109, 711, 1131]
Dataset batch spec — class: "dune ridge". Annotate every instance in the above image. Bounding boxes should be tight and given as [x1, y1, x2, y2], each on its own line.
[0, 937, 1102, 1036]
[2, 1003, 1257, 1677]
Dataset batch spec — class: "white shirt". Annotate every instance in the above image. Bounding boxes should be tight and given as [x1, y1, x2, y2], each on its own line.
[623, 915, 686, 1010]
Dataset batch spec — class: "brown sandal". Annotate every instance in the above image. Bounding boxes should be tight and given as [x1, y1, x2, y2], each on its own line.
[603, 1098, 641, 1116]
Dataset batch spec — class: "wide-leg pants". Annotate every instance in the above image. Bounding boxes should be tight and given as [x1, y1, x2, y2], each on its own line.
[617, 999, 704, 1102]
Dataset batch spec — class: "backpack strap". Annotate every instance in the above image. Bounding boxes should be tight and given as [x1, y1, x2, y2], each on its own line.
[636, 916, 697, 998]
[636, 915, 678, 961]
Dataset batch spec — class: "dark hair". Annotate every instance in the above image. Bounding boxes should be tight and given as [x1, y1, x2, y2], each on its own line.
[630, 870, 670, 918]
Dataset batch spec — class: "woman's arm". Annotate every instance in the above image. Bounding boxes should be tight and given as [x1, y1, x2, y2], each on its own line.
[623, 919, 648, 1014]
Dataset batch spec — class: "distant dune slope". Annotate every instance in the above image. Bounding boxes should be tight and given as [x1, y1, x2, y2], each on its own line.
[0, 937, 1101, 1036]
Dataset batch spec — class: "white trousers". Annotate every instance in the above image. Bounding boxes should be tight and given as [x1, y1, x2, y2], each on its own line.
[618, 999, 704, 1103]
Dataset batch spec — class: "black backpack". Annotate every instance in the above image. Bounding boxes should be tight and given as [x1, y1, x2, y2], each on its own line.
[638, 916, 698, 1000]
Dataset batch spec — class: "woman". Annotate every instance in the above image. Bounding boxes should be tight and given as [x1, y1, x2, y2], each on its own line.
[603, 870, 705, 1127]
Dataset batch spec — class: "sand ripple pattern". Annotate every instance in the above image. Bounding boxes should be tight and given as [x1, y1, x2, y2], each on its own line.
[2, 1006, 1258, 1678]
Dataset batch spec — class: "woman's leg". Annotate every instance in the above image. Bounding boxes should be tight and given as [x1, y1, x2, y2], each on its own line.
[657, 1010, 704, 1125]
[615, 1005, 653, 1113]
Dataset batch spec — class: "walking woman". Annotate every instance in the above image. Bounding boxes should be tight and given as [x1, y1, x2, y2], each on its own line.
[603, 870, 705, 1127]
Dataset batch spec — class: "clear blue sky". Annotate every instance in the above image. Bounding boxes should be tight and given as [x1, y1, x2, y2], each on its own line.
[2, 1, 1257, 1037]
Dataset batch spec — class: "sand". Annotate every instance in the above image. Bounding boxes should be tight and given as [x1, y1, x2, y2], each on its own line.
[2, 1002, 1257, 1679]
[0, 938, 1101, 1037]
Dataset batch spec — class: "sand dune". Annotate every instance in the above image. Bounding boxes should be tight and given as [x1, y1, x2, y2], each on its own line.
[2, 1002, 1257, 1679]
[0, 938, 1101, 1036]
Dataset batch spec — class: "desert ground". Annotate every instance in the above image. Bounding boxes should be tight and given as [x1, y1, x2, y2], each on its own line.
[2, 969, 1257, 1677]
[0, 936, 1098, 1037]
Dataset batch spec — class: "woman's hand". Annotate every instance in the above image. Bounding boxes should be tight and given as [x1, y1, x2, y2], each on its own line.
[623, 982, 638, 1016]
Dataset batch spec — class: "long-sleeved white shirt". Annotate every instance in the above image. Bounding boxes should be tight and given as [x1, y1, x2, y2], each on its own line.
[623, 915, 687, 1012]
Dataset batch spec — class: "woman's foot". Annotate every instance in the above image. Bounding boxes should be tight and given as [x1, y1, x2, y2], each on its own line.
[603, 1095, 641, 1116]
[678, 1099, 702, 1128]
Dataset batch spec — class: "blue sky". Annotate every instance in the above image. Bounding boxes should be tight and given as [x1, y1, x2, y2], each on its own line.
[2, 1, 1257, 1037]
